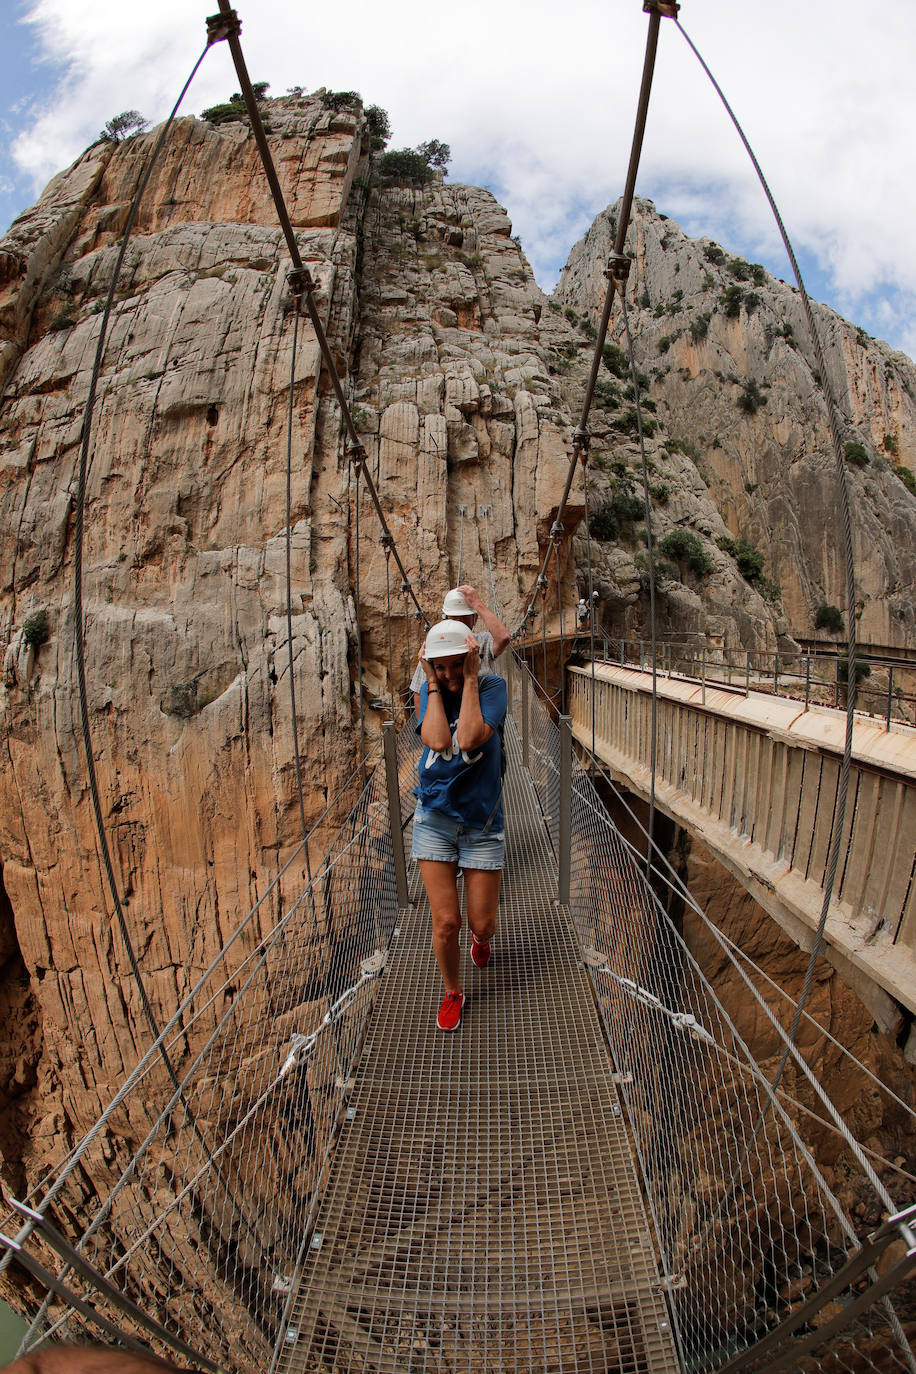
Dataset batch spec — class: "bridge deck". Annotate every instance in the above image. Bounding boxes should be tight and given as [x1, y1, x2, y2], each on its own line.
[277, 725, 678, 1372]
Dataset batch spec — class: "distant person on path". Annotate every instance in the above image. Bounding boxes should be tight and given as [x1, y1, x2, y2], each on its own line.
[411, 620, 507, 1031]
[410, 585, 509, 716]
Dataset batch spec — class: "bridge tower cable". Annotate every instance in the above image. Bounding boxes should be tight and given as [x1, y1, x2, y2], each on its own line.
[515, 0, 679, 636]
[673, 18, 862, 1102]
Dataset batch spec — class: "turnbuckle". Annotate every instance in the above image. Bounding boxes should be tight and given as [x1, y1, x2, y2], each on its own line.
[206, 9, 241, 44]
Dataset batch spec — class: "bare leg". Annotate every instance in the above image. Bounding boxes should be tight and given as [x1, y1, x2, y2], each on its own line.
[464, 868, 501, 946]
[418, 859, 462, 991]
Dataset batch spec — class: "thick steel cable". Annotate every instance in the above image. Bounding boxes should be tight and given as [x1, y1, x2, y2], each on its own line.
[481, 507, 501, 617]
[215, 0, 427, 630]
[581, 464, 598, 774]
[620, 292, 659, 878]
[383, 545, 396, 721]
[515, 3, 672, 633]
[284, 302, 312, 867]
[456, 505, 464, 585]
[558, 710, 916, 1132]
[352, 461, 368, 784]
[25, 36, 263, 1320]
[674, 17, 861, 1106]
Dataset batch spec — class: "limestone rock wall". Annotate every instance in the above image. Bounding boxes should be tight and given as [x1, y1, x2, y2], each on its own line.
[555, 199, 916, 648]
[0, 97, 580, 1209]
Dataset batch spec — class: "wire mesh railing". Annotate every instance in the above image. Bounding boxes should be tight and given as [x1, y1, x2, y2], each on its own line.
[0, 727, 419, 1372]
[509, 651, 916, 1373]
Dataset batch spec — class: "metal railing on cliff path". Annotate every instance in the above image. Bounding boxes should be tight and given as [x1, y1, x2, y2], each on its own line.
[3, 655, 916, 1372]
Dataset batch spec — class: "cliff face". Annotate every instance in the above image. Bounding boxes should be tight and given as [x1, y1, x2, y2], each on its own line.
[0, 95, 576, 1197]
[554, 198, 916, 648]
[1, 95, 915, 1268]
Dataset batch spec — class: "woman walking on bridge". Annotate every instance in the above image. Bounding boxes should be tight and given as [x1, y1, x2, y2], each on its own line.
[412, 620, 507, 1031]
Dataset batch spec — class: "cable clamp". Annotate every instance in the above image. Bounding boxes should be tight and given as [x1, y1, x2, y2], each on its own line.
[347, 441, 367, 471]
[550, 521, 564, 543]
[380, 532, 394, 551]
[287, 266, 315, 299]
[206, 10, 241, 43]
[536, 574, 548, 591]
[643, 0, 680, 16]
[401, 581, 410, 595]
[572, 428, 591, 463]
[608, 252, 632, 289]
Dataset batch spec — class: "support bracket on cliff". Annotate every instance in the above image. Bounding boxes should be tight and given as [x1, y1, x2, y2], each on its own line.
[607, 252, 632, 294]
[287, 265, 315, 305]
[205, 8, 240, 44]
[572, 428, 591, 464]
[643, 0, 680, 17]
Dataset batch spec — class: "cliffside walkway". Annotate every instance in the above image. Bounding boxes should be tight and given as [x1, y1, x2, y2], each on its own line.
[4, 657, 916, 1374]
[567, 661, 916, 1035]
[276, 721, 678, 1373]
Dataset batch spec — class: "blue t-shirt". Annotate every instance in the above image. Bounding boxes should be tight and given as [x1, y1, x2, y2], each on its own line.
[415, 675, 507, 830]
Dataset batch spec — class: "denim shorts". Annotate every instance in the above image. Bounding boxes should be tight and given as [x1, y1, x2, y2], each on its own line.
[411, 803, 506, 870]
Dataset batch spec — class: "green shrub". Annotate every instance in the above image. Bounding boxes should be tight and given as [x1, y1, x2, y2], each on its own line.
[837, 655, 871, 685]
[704, 244, 725, 265]
[377, 148, 435, 183]
[590, 503, 619, 541]
[593, 378, 620, 409]
[883, 434, 899, 457]
[365, 104, 391, 150]
[844, 440, 869, 468]
[723, 536, 766, 583]
[564, 307, 579, 324]
[602, 343, 629, 378]
[894, 464, 916, 496]
[659, 529, 714, 578]
[720, 284, 744, 318]
[201, 99, 247, 125]
[728, 258, 750, 280]
[658, 335, 672, 354]
[612, 409, 656, 438]
[743, 291, 761, 315]
[815, 603, 844, 633]
[737, 379, 767, 414]
[100, 110, 148, 142]
[322, 89, 360, 111]
[22, 609, 49, 650]
[609, 486, 644, 523]
[750, 264, 767, 286]
[689, 313, 711, 342]
[650, 481, 669, 504]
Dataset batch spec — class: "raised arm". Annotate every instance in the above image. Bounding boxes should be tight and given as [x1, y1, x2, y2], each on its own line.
[457, 583, 510, 657]
[417, 649, 452, 752]
[455, 638, 494, 752]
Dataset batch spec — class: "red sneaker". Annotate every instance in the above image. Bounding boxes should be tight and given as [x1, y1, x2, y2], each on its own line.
[437, 990, 465, 1031]
[471, 936, 491, 968]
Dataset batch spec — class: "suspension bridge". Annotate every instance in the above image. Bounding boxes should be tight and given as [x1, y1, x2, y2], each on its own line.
[2, 1, 916, 1372]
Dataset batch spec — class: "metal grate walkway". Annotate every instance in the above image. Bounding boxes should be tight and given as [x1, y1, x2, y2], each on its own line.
[277, 723, 679, 1372]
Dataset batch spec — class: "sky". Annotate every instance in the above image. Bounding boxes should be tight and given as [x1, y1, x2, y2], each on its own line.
[2, 0, 916, 358]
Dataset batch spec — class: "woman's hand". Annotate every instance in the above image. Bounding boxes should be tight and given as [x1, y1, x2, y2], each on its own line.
[463, 636, 480, 680]
[418, 645, 437, 685]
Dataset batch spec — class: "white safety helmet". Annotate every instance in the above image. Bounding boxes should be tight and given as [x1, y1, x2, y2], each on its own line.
[442, 588, 474, 618]
[424, 619, 472, 659]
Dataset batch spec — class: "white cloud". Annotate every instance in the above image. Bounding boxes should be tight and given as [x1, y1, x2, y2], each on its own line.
[7, 0, 916, 355]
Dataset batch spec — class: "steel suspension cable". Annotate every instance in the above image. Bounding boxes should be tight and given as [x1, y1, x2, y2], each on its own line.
[619, 291, 659, 878]
[514, 1, 677, 634]
[284, 301, 312, 865]
[352, 459, 368, 783]
[481, 506, 501, 617]
[674, 15, 862, 1107]
[16, 32, 264, 1312]
[214, 0, 427, 630]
